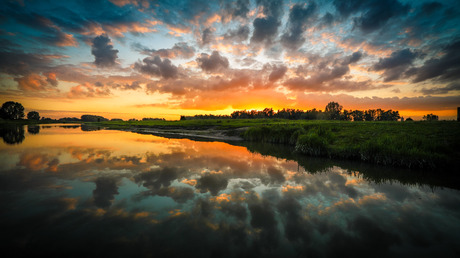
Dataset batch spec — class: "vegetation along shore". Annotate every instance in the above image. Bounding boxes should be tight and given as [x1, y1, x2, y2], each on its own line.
[2, 101, 459, 170]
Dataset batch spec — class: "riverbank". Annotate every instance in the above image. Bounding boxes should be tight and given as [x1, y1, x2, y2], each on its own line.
[88, 119, 460, 170]
[3, 119, 459, 170]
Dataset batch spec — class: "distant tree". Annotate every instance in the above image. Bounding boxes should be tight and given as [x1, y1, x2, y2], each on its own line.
[364, 109, 376, 121]
[325, 102, 342, 120]
[351, 110, 364, 121]
[81, 115, 108, 122]
[423, 114, 439, 121]
[0, 101, 25, 120]
[340, 109, 352, 121]
[27, 111, 40, 120]
[405, 117, 413, 121]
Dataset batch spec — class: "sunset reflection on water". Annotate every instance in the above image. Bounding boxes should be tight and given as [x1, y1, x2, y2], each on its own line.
[1, 125, 459, 257]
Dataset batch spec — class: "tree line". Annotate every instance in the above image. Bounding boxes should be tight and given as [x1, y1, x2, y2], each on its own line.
[182, 102, 409, 121]
[1, 101, 440, 122]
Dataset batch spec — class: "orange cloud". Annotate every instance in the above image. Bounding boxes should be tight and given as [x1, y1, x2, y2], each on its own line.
[181, 179, 197, 186]
[14, 73, 58, 91]
[167, 25, 191, 37]
[281, 184, 305, 192]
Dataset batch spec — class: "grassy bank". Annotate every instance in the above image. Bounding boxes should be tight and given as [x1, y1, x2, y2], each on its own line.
[242, 121, 460, 169]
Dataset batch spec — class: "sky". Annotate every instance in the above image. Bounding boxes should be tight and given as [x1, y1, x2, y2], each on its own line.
[0, 0, 459, 120]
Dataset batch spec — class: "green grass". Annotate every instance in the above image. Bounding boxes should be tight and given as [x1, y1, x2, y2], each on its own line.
[242, 120, 460, 169]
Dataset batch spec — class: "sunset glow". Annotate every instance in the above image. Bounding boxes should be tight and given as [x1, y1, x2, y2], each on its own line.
[1, 0, 459, 120]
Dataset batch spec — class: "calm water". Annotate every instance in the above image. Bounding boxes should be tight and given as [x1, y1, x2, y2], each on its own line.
[1, 125, 459, 257]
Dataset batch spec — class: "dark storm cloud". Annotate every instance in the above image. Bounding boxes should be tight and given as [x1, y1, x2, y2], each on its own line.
[372, 49, 419, 82]
[92, 177, 119, 208]
[251, 0, 284, 45]
[409, 40, 460, 83]
[196, 51, 229, 72]
[268, 65, 287, 82]
[91, 34, 119, 68]
[134, 56, 178, 79]
[333, 0, 410, 33]
[281, 2, 317, 50]
[224, 25, 250, 42]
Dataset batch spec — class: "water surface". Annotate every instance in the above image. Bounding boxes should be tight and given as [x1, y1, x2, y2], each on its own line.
[1, 125, 459, 257]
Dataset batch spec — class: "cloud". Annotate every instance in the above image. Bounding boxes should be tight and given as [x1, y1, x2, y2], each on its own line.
[224, 25, 250, 42]
[250, 0, 284, 45]
[333, 0, 410, 33]
[14, 73, 58, 91]
[409, 40, 460, 83]
[268, 65, 287, 82]
[372, 48, 419, 82]
[343, 51, 363, 65]
[91, 34, 119, 68]
[135, 42, 195, 59]
[196, 51, 229, 72]
[67, 83, 111, 98]
[419, 82, 460, 95]
[251, 17, 280, 45]
[281, 2, 317, 50]
[134, 56, 179, 79]
[0, 51, 56, 76]
[221, 0, 251, 22]
[201, 27, 214, 45]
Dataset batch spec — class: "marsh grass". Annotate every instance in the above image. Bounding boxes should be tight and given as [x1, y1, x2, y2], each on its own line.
[243, 121, 459, 169]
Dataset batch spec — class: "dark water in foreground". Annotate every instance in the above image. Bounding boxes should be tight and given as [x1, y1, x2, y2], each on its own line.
[1, 125, 459, 257]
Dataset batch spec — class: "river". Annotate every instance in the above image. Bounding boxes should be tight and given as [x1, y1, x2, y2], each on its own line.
[1, 124, 459, 257]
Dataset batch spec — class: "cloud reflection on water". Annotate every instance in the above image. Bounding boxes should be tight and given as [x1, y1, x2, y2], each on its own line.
[0, 126, 459, 257]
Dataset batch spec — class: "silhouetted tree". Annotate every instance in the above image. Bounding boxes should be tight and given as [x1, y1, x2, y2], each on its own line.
[81, 115, 108, 122]
[423, 114, 438, 121]
[27, 111, 40, 120]
[405, 117, 413, 121]
[340, 110, 352, 121]
[325, 102, 342, 120]
[0, 101, 25, 120]
[351, 110, 365, 121]
[364, 109, 376, 121]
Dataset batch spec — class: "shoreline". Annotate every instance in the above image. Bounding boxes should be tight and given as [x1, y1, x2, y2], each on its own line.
[2, 119, 459, 170]
[131, 127, 245, 142]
